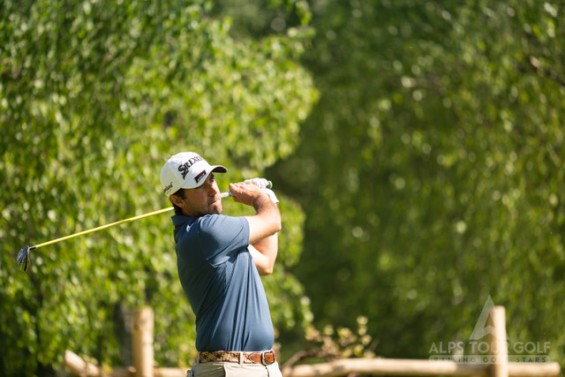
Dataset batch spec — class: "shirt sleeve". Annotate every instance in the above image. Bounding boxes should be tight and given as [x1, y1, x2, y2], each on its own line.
[197, 214, 250, 266]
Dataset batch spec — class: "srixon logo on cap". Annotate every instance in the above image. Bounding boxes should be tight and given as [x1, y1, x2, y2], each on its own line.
[178, 155, 204, 179]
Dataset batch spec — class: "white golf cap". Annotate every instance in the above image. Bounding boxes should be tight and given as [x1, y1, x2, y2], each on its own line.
[160, 152, 227, 196]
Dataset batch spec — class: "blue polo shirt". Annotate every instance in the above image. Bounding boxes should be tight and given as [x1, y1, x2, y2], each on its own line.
[172, 214, 275, 352]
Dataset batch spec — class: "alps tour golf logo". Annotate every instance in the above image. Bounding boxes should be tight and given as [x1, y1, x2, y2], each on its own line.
[428, 296, 551, 363]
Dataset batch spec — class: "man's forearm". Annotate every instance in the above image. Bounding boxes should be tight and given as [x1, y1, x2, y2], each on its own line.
[250, 233, 279, 275]
[253, 193, 281, 223]
[245, 193, 281, 245]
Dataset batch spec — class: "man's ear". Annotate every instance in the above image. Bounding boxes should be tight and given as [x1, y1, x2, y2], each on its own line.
[169, 194, 184, 207]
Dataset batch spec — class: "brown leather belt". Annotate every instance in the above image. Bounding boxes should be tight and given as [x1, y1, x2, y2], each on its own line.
[198, 350, 276, 365]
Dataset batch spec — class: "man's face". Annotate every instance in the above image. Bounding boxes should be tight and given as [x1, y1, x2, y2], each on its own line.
[173, 174, 223, 216]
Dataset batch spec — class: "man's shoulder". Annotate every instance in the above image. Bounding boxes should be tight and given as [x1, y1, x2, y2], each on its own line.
[173, 214, 247, 241]
[198, 214, 245, 231]
[172, 214, 226, 228]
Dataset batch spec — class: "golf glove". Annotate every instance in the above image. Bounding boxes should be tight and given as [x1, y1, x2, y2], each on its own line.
[261, 188, 279, 204]
[244, 178, 277, 203]
[244, 178, 272, 190]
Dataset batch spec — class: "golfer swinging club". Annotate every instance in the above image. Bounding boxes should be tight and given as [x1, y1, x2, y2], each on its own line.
[160, 152, 282, 377]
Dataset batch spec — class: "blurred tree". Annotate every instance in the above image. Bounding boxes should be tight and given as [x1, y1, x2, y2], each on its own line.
[261, 0, 564, 364]
[0, 0, 317, 375]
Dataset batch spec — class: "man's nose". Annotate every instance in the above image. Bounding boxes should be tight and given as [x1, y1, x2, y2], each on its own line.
[206, 182, 218, 195]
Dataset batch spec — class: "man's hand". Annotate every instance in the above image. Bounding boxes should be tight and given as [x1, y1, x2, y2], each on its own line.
[229, 181, 281, 245]
[229, 181, 267, 207]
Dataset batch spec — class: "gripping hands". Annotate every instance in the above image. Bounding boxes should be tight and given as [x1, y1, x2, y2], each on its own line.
[224, 178, 279, 204]
[245, 178, 279, 204]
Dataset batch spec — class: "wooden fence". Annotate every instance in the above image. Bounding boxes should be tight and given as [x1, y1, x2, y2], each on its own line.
[64, 306, 561, 377]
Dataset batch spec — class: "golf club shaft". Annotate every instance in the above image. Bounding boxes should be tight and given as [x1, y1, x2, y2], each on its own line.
[33, 207, 174, 249]
[33, 191, 232, 250]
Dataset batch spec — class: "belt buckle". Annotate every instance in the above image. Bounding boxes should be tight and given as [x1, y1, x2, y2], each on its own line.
[261, 350, 274, 365]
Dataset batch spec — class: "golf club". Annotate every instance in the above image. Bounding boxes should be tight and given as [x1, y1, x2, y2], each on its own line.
[16, 180, 272, 272]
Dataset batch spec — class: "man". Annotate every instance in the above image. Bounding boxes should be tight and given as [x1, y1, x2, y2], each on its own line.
[160, 151, 283, 377]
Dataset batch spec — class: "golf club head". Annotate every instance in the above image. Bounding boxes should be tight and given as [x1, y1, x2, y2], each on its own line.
[16, 245, 32, 272]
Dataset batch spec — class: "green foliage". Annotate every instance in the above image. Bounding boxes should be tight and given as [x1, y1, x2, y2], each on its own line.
[211, 0, 313, 38]
[304, 316, 375, 360]
[265, 0, 565, 366]
[0, 1, 317, 375]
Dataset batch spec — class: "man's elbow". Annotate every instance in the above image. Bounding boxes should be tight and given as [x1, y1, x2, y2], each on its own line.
[258, 265, 274, 276]
[271, 215, 282, 234]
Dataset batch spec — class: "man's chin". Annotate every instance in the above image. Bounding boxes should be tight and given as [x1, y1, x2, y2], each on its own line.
[210, 202, 222, 214]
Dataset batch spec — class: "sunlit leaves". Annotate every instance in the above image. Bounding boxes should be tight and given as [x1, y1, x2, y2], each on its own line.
[0, 0, 316, 375]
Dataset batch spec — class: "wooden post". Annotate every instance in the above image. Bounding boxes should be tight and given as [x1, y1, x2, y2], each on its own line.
[487, 306, 508, 377]
[132, 307, 154, 377]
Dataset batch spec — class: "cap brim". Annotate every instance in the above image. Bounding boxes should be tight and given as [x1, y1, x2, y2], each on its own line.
[211, 165, 227, 173]
[180, 165, 227, 189]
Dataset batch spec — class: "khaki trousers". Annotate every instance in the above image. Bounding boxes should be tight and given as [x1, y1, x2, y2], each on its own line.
[189, 361, 283, 377]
